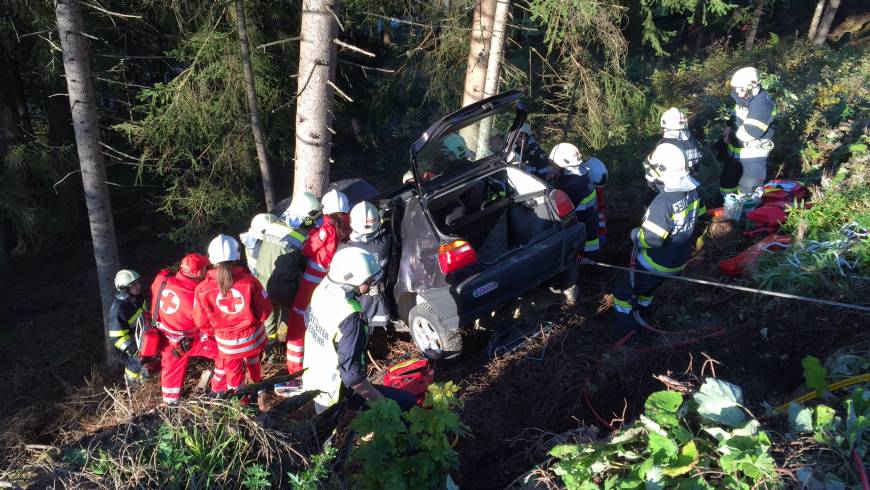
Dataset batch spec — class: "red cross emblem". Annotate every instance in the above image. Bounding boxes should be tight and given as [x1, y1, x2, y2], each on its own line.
[216, 288, 245, 314]
[160, 289, 180, 315]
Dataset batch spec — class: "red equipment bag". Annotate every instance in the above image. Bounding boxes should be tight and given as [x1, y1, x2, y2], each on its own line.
[139, 327, 161, 358]
[383, 358, 435, 406]
[719, 234, 791, 277]
[761, 179, 807, 204]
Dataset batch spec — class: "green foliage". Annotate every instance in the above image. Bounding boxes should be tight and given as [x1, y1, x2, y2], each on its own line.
[115, 4, 290, 242]
[638, 0, 736, 56]
[547, 379, 780, 489]
[801, 356, 830, 396]
[349, 382, 468, 489]
[288, 444, 337, 490]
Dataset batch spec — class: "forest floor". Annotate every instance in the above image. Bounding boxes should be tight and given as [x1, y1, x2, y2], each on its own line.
[0, 187, 865, 489]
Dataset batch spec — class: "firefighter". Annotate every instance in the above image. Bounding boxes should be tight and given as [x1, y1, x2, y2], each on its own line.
[337, 201, 394, 329]
[645, 107, 702, 203]
[302, 247, 416, 414]
[583, 155, 609, 245]
[516, 123, 551, 178]
[108, 269, 148, 386]
[549, 143, 600, 254]
[612, 143, 705, 340]
[193, 235, 272, 399]
[283, 192, 326, 377]
[240, 213, 308, 345]
[719, 67, 777, 196]
[440, 133, 474, 163]
[151, 253, 222, 404]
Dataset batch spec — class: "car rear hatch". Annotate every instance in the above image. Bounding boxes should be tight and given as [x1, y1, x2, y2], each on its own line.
[409, 90, 528, 201]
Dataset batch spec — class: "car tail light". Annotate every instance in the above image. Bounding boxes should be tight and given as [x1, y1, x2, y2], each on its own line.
[550, 189, 575, 219]
[438, 240, 478, 274]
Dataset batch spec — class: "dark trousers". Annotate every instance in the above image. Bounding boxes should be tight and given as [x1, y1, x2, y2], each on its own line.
[348, 385, 417, 412]
[716, 139, 742, 194]
[612, 265, 667, 337]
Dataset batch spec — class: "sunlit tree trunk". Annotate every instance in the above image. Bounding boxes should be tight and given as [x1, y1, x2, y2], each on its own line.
[55, 0, 121, 366]
[813, 0, 841, 45]
[808, 0, 826, 40]
[462, 0, 496, 107]
[293, 0, 338, 197]
[475, 0, 510, 155]
[235, 0, 276, 209]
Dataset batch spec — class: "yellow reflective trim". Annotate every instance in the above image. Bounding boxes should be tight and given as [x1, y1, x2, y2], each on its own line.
[613, 298, 632, 309]
[585, 237, 600, 251]
[108, 329, 130, 338]
[125, 368, 141, 379]
[642, 220, 669, 239]
[640, 249, 685, 274]
[114, 336, 131, 349]
[672, 200, 701, 220]
[288, 230, 307, 244]
[127, 307, 144, 326]
[579, 191, 596, 206]
[743, 118, 769, 131]
[638, 229, 651, 249]
[720, 186, 739, 194]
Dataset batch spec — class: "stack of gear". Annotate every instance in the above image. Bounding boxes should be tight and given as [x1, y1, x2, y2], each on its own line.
[382, 358, 435, 406]
[744, 180, 809, 237]
[719, 234, 791, 277]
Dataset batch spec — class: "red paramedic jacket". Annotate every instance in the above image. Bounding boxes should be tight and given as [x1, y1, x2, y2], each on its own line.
[193, 266, 272, 359]
[303, 214, 349, 269]
[150, 269, 201, 344]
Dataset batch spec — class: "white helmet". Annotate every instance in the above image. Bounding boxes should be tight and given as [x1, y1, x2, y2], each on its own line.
[207, 234, 241, 264]
[440, 133, 472, 160]
[549, 143, 585, 170]
[322, 189, 350, 215]
[249, 213, 278, 240]
[660, 107, 688, 130]
[284, 192, 322, 221]
[328, 247, 382, 287]
[114, 269, 140, 290]
[650, 143, 698, 192]
[583, 157, 608, 187]
[402, 170, 414, 184]
[350, 201, 381, 236]
[730, 67, 759, 89]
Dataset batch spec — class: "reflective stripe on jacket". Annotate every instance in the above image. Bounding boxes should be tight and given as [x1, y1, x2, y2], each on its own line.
[635, 189, 705, 274]
[150, 269, 200, 343]
[108, 293, 146, 352]
[731, 89, 776, 147]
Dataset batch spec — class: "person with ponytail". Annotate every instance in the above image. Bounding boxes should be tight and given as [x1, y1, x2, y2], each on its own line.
[193, 235, 272, 403]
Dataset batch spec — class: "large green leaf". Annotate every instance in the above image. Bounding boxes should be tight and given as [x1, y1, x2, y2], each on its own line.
[693, 378, 746, 427]
[645, 391, 683, 428]
[661, 440, 699, 477]
[788, 404, 814, 433]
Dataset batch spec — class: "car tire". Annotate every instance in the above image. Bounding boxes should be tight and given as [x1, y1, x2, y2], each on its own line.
[409, 302, 462, 360]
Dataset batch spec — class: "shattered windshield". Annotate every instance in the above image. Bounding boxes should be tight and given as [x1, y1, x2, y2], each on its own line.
[414, 106, 518, 182]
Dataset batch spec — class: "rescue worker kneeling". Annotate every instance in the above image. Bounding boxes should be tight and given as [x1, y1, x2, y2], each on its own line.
[612, 143, 705, 340]
[302, 247, 415, 414]
[151, 253, 222, 404]
[337, 201, 394, 329]
[108, 269, 148, 386]
[194, 235, 273, 401]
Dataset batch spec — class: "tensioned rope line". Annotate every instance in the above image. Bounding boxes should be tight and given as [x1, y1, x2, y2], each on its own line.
[579, 258, 870, 314]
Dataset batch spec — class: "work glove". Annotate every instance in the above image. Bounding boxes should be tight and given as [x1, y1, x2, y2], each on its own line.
[368, 281, 383, 296]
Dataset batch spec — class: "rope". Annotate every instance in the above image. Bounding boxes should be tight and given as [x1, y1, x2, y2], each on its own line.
[580, 258, 870, 314]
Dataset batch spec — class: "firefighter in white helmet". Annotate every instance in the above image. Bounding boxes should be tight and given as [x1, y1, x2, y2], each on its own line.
[302, 247, 415, 413]
[549, 143, 601, 254]
[645, 107, 702, 202]
[108, 269, 148, 385]
[719, 67, 777, 196]
[612, 143, 705, 342]
[337, 201, 394, 329]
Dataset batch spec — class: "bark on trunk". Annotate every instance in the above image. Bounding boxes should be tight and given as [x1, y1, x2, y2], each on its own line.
[235, 0, 276, 209]
[744, 0, 764, 51]
[55, 0, 121, 366]
[462, 0, 496, 107]
[293, 0, 339, 197]
[813, 0, 841, 45]
[475, 0, 510, 155]
[808, 0, 826, 40]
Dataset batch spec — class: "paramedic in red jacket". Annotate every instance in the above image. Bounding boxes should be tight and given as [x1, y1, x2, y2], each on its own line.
[151, 253, 222, 404]
[286, 189, 350, 375]
[193, 235, 273, 396]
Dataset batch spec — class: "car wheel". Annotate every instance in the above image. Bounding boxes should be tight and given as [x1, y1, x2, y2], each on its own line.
[409, 302, 462, 360]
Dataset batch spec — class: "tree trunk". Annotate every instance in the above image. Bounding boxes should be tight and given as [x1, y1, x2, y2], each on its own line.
[744, 0, 765, 51]
[475, 0, 510, 155]
[462, 0, 496, 107]
[813, 0, 841, 45]
[234, 0, 276, 209]
[808, 0, 826, 40]
[55, 0, 121, 366]
[294, 0, 339, 198]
